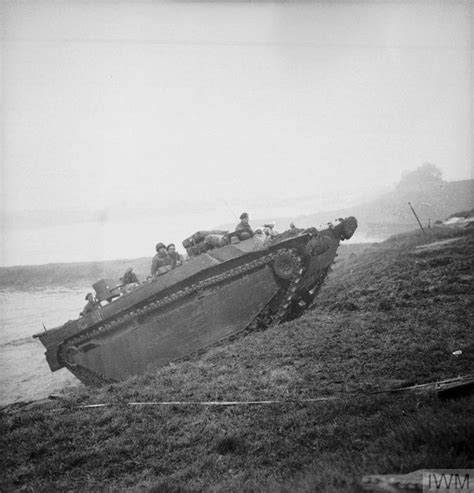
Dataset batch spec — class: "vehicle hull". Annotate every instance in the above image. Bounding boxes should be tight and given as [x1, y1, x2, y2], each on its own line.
[34, 217, 357, 385]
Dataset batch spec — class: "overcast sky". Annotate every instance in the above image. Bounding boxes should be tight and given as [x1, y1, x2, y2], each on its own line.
[1, 0, 472, 266]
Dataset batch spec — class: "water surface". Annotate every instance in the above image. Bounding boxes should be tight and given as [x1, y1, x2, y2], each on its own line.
[0, 288, 90, 406]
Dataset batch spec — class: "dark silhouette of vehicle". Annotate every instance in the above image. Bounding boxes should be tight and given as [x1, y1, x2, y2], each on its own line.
[34, 217, 357, 385]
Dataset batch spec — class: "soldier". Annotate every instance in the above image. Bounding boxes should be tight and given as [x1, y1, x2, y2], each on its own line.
[80, 293, 100, 316]
[167, 243, 183, 269]
[254, 228, 265, 242]
[235, 212, 253, 235]
[120, 267, 139, 285]
[263, 222, 278, 244]
[151, 242, 172, 276]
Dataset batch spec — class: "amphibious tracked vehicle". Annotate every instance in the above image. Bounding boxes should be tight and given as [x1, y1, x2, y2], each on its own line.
[34, 217, 357, 385]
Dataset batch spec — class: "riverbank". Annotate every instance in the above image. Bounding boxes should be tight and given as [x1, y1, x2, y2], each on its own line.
[1, 226, 473, 492]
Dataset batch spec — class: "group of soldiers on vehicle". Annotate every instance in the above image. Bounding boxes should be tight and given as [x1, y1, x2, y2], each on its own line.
[236, 212, 286, 244]
[80, 266, 142, 315]
[150, 242, 184, 277]
[81, 212, 293, 316]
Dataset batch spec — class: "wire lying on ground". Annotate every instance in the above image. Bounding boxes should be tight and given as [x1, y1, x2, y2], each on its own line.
[4, 375, 472, 413]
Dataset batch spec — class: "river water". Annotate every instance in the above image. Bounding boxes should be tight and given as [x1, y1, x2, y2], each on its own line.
[0, 288, 89, 407]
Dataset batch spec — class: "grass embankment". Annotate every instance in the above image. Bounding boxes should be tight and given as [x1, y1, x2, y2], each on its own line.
[1, 227, 473, 492]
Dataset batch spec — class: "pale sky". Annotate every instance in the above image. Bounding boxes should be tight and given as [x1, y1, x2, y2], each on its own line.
[1, 0, 473, 266]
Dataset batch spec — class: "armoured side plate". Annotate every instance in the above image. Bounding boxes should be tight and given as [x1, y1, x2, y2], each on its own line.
[70, 267, 279, 380]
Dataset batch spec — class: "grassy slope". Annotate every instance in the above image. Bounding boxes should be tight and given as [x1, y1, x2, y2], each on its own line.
[1, 227, 473, 492]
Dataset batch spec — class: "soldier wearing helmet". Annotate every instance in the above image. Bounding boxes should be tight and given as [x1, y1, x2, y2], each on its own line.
[151, 242, 172, 276]
[167, 243, 183, 269]
[80, 292, 100, 316]
[120, 267, 139, 285]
